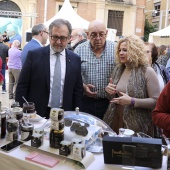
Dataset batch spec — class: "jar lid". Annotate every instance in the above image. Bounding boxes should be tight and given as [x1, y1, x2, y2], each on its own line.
[50, 129, 64, 134]
[1, 110, 6, 115]
[11, 107, 23, 114]
[21, 123, 34, 130]
[7, 118, 18, 123]
[60, 140, 71, 146]
[32, 133, 42, 138]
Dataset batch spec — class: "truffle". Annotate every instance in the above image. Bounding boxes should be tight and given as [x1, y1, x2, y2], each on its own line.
[70, 122, 81, 131]
[75, 126, 88, 136]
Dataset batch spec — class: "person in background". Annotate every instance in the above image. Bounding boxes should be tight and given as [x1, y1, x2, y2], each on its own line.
[74, 20, 116, 120]
[2, 31, 9, 43]
[70, 28, 87, 51]
[6, 23, 22, 44]
[157, 45, 169, 67]
[7, 40, 22, 99]
[145, 42, 170, 138]
[15, 19, 83, 118]
[103, 35, 160, 136]
[21, 23, 49, 66]
[0, 35, 9, 94]
[166, 46, 170, 74]
[152, 81, 170, 138]
[145, 42, 170, 92]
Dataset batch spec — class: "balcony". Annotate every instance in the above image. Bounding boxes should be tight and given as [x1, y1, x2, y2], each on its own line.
[107, 0, 135, 5]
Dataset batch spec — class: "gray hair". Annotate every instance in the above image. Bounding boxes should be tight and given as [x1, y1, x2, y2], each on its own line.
[31, 24, 47, 36]
[12, 40, 20, 47]
[77, 29, 87, 39]
[49, 19, 72, 36]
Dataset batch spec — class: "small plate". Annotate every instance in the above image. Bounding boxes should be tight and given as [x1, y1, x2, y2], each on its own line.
[29, 114, 43, 122]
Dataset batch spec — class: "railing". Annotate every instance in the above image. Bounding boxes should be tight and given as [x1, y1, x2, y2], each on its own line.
[107, 0, 134, 5]
[0, 10, 37, 17]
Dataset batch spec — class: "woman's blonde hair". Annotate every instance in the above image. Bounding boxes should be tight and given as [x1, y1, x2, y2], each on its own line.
[115, 35, 148, 67]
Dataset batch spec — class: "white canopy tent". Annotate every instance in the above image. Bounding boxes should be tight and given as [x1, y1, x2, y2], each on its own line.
[148, 25, 170, 46]
[26, 0, 117, 42]
[44, 0, 90, 30]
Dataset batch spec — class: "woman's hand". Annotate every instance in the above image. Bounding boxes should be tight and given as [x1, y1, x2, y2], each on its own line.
[110, 92, 132, 105]
[105, 78, 117, 95]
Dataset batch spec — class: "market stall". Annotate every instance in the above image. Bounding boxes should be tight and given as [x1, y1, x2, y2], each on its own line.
[148, 25, 170, 46]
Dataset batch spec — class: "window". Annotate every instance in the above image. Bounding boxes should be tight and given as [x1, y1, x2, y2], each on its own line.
[107, 10, 124, 36]
[154, 2, 160, 16]
[0, 1, 21, 18]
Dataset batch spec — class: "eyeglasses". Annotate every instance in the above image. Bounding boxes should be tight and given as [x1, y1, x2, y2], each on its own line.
[90, 32, 106, 39]
[43, 31, 49, 34]
[50, 35, 68, 42]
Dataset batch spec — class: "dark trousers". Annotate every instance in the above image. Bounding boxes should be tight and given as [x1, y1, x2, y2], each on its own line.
[45, 107, 51, 119]
[1, 63, 6, 91]
[81, 95, 109, 120]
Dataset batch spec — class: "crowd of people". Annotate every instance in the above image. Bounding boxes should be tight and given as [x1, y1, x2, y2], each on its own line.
[1, 18, 170, 139]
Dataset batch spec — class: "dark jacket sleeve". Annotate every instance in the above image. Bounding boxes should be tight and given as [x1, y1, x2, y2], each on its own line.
[152, 81, 170, 137]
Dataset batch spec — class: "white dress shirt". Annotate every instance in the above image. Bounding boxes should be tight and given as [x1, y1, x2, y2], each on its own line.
[48, 47, 66, 107]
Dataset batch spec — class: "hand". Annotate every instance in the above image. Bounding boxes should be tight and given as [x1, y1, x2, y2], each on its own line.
[110, 91, 132, 105]
[105, 78, 116, 95]
[84, 84, 97, 98]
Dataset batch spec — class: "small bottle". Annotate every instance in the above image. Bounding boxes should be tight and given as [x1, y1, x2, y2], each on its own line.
[1, 111, 6, 139]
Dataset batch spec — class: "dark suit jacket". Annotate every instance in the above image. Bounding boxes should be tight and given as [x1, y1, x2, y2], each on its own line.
[15, 45, 83, 117]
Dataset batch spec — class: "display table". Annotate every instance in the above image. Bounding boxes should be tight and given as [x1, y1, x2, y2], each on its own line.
[0, 119, 168, 170]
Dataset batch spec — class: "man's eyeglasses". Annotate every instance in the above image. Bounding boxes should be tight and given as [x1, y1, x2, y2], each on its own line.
[43, 31, 49, 34]
[51, 35, 68, 42]
[90, 32, 106, 39]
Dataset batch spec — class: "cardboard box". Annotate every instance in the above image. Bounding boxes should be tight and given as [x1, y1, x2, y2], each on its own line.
[102, 136, 162, 169]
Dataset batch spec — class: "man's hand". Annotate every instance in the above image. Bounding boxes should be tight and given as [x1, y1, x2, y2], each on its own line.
[83, 84, 97, 98]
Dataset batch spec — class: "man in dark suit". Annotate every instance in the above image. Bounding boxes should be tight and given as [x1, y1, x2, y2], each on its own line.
[15, 19, 83, 118]
[21, 23, 49, 66]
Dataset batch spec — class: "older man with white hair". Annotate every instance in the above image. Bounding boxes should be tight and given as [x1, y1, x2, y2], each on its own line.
[7, 39, 22, 99]
[70, 28, 87, 51]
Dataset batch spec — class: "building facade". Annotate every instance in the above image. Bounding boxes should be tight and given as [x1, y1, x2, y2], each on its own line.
[0, 0, 146, 47]
[145, 0, 170, 31]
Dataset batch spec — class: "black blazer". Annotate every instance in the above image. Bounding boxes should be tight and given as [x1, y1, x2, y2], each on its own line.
[16, 45, 83, 117]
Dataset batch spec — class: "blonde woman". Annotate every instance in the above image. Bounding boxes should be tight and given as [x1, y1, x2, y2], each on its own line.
[103, 35, 160, 136]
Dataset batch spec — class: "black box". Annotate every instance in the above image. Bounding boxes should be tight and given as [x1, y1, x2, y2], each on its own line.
[102, 136, 162, 169]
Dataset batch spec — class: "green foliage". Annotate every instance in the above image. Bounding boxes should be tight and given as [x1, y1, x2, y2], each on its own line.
[144, 19, 155, 42]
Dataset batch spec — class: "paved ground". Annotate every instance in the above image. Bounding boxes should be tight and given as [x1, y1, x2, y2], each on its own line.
[0, 70, 14, 108]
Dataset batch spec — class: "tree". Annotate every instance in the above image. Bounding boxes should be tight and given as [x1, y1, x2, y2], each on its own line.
[144, 19, 155, 42]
